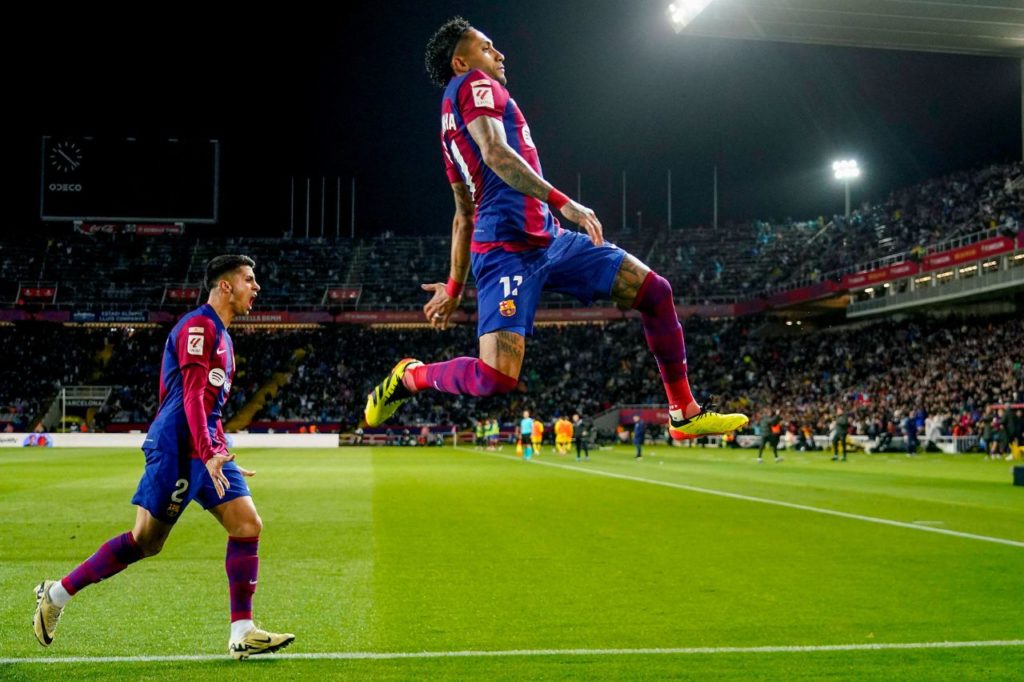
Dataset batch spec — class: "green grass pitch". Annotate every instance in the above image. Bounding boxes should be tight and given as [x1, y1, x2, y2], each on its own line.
[1, 444, 1022, 680]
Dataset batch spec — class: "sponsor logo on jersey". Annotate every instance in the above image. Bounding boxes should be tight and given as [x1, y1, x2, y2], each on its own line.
[499, 299, 516, 317]
[208, 367, 227, 387]
[187, 334, 204, 355]
[188, 326, 204, 333]
[471, 80, 495, 109]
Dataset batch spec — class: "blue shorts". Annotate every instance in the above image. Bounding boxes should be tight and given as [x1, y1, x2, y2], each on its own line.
[131, 449, 251, 524]
[472, 230, 626, 336]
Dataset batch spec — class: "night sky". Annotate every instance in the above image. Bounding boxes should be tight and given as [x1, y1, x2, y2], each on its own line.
[11, 1, 1022, 238]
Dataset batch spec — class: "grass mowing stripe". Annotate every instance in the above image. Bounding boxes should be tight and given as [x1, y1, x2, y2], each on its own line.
[459, 448, 1024, 548]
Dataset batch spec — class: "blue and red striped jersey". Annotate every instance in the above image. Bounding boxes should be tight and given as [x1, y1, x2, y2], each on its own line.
[440, 68, 561, 253]
[144, 303, 234, 461]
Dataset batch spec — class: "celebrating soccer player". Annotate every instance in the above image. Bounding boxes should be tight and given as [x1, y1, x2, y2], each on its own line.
[33, 256, 294, 660]
[364, 17, 748, 441]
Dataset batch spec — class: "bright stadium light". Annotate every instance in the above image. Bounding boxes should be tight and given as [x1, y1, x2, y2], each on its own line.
[667, 1, 714, 33]
[832, 159, 861, 180]
[832, 159, 861, 221]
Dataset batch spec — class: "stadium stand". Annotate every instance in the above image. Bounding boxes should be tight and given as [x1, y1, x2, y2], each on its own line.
[1, 162, 1020, 441]
[3, 314, 1020, 445]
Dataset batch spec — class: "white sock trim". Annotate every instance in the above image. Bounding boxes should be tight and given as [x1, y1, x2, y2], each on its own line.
[230, 619, 255, 641]
[48, 581, 72, 608]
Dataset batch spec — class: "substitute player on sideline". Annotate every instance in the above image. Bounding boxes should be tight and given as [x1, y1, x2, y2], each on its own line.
[33, 255, 294, 660]
[365, 17, 748, 440]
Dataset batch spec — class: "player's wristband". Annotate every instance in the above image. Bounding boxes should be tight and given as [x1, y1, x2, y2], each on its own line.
[546, 188, 571, 210]
[446, 277, 465, 298]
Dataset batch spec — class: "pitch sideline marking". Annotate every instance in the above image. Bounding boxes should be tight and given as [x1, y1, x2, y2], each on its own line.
[2, 639, 1023, 664]
[458, 447, 1024, 548]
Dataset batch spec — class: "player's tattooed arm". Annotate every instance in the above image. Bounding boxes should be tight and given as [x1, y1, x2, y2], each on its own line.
[610, 253, 652, 309]
[421, 182, 475, 330]
[467, 116, 550, 200]
[467, 116, 604, 246]
[450, 182, 474, 284]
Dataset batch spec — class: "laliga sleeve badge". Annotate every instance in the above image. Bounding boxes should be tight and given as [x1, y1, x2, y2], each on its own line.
[499, 299, 517, 317]
[187, 334, 204, 356]
[471, 79, 494, 108]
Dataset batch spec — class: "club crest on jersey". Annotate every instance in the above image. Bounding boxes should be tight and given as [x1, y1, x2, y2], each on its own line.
[499, 299, 516, 317]
[208, 368, 227, 387]
[165, 503, 181, 518]
[471, 79, 494, 109]
[187, 334, 204, 355]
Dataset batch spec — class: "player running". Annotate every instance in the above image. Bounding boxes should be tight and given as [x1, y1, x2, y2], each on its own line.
[32, 255, 294, 660]
[364, 17, 748, 441]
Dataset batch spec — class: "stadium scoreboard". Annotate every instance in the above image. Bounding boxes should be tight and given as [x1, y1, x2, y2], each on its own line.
[40, 136, 219, 223]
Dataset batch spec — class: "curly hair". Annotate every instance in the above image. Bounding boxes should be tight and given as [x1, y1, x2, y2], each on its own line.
[425, 16, 472, 88]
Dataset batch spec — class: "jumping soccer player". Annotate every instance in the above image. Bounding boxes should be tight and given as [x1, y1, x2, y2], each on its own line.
[32, 255, 294, 660]
[364, 17, 748, 441]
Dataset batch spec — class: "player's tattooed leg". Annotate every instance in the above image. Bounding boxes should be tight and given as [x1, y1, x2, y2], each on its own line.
[480, 330, 526, 378]
[611, 253, 652, 310]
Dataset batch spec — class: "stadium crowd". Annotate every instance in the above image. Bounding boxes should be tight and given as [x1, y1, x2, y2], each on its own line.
[2, 158, 1021, 445]
[649, 161, 1023, 300]
[3, 162, 1019, 309]
[0, 324, 106, 431]
[3, 313, 1020, 452]
[90, 326, 302, 429]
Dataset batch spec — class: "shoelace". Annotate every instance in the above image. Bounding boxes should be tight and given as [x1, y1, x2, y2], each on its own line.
[676, 399, 718, 425]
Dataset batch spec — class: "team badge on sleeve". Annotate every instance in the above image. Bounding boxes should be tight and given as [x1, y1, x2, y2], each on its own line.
[499, 299, 517, 317]
[187, 334, 204, 356]
[471, 79, 494, 109]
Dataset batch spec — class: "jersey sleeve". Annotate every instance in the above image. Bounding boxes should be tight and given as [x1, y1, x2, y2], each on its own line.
[175, 317, 218, 462]
[176, 317, 216, 371]
[456, 69, 509, 125]
[182, 364, 218, 463]
[441, 134, 462, 184]
[212, 418, 230, 457]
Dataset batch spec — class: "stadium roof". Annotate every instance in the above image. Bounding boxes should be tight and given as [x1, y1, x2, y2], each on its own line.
[676, 0, 1024, 59]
